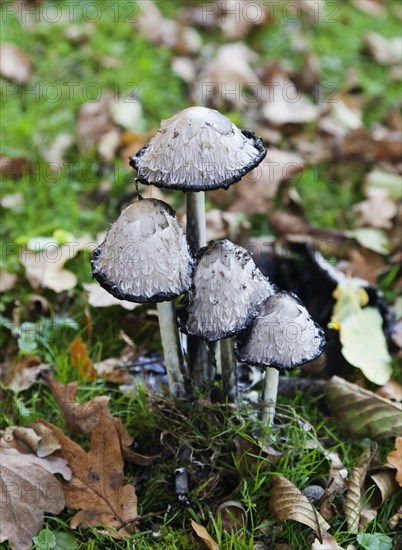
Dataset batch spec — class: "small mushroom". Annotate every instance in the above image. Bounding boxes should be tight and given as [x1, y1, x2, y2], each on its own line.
[92, 198, 193, 302]
[235, 291, 325, 424]
[92, 198, 193, 397]
[131, 106, 266, 192]
[180, 239, 276, 343]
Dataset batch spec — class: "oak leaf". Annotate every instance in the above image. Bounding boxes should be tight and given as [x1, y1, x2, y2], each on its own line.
[0, 440, 71, 550]
[44, 375, 157, 466]
[41, 417, 138, 536]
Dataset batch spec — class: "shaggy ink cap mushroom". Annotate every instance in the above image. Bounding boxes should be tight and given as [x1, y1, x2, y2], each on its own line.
[179, 239, 276, 342]
[91, 198, 193, 303]
[130, 106, 267, 191]
[235, 291, 326, 371]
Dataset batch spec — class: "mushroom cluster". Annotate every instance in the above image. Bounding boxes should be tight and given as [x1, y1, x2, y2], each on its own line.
[92, 106, 325, 422]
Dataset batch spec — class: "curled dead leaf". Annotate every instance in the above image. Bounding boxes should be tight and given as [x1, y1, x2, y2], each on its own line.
[271, 475, 330, 543]
[12, 423, 61, 458]
[191, 519, 220, 550]
[387, 437, 402, 487]
[326, 376, 402, 440]
[5, 355, 51, 393]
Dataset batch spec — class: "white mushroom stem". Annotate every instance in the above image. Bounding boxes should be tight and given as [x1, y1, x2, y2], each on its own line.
[186, 191, 211, 387]
[157, 301, 187, 398]
[262, 367, 279, 426]
[186, 191, 206, 252]
[220, 337, 238, 403]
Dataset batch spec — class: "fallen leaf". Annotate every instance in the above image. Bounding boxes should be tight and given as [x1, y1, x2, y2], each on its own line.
[192, 43, 260, 108]
[365, 32, 402, 65]
[0, 270, 17, 292]
[0, 155, 34, 180]
[0, 192, 24, 209]
[351, 0, 385, 16]
[311, 533, 345, 549]
[215, 500, 247, 532]
[41, 133, 74, 166]
[68, 337, 96, 380]
[137, 0, 178, 48]
[0, 43, 31, 83]
[229, 149, 305, 216]
[0, 442, 71, 550]
[83, 282, 139, 310]
[365, 170, 402, 201]
[110, 97, 144, 132]
[262, 71, 319, 125]
[217, 0, 267, 38]
[45, 376, 156, 465]
[345, 228, 391, 255]
[5, 355, 51, 393]
[12, 422, 61, 457]
[97, 128, 121, 161]
[387, 438, 402, 487]
[376, 380, 402, 402]
[355, 188, 397, 229]
[326, 376, 402, 440]
[332, 280, 392, 385]
[190, 520, 220, 550]
[41, 417, 138, 536]
[77, 94, 115, 153]
[20, 236, 92, 293]
[270, 475, 330, 543]
[345, 445, 377, 533]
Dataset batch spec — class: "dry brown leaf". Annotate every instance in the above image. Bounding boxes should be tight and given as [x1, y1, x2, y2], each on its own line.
[83, 282, 139, 310]
[68, 337, 96, 380]
[365, 32, 402, 65]
[0, 441, 71, 550]
[217, 0, 267, 38]
[345, 445, 375, 533]
[12, 422, 61, 457]
[262, 71, 319, 125]
[190, 519, 220, 550]
[0, 43, 31, 83]
[215, 500, 247, 532]
[229, 149, 305, 216]
[0, 155, 34, 180]
[387, 437, 402, 487]
[77, 94, 115, 152]
[355, 188, 397, 229]
[41, 418, 138, 536]
[20, 236, 92, 293]
[192, 43, 260, 108]
[137, 0, 178, 48]
[45, 376, 157, 465]
[271, 475, 330, 543]
[41, 133, 74, 166]
[351, 0, 385, 16]
[5, 355, 51, 393]
[326, 376, 402, 440]
[376, 380, 402, 402]
[311, 533, 345, 549]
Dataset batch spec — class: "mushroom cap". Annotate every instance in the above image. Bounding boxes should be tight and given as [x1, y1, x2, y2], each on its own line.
[178, 239, 276, 342]
[91, 198, 193, 303]
[130, 106, 267, 191]
[235, 291, 326, 370]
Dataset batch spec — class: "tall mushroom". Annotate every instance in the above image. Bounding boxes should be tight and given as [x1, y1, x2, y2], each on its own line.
[130, 107, 267, 383]
[179, 239, 276, 398]
[235, 291, 326, 425]
[91, 198, 193, 397]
